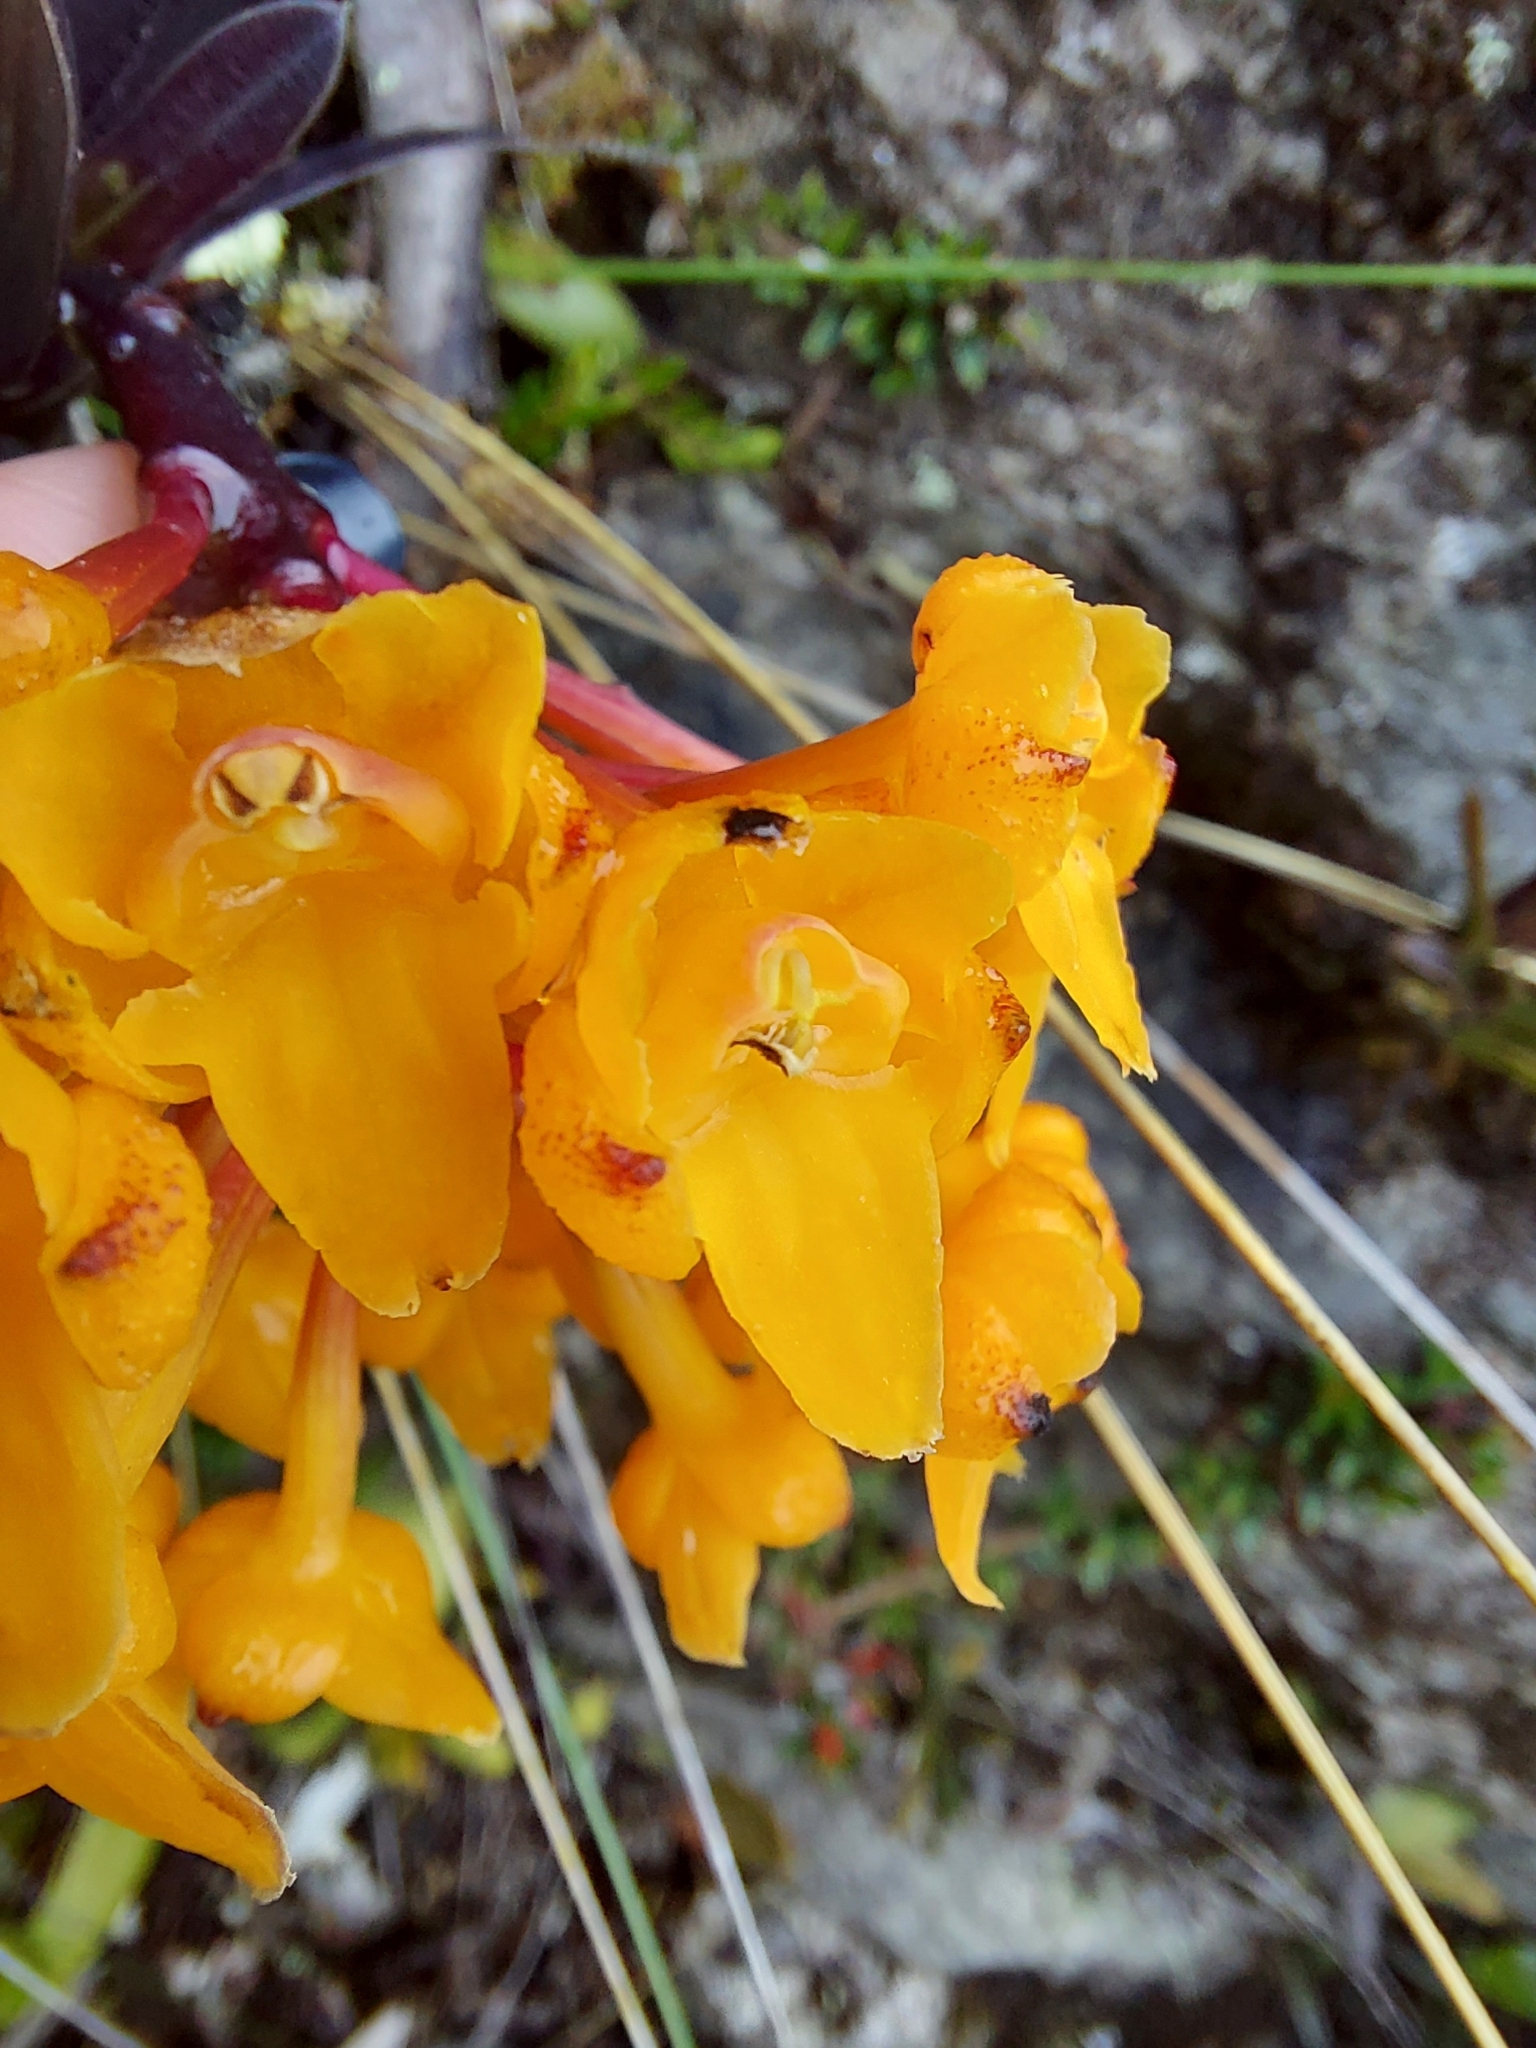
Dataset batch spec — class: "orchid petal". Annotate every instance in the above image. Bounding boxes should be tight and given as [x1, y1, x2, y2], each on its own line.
[0, 662, 187, 958]
[1019, 831, 1153, 1076]
[115, 872, 516, 1315]
[3, 1682, 290, 1898]
[678, 1064, 942, 1457]
[520, 997, 698, 1282]
[0, 1149, 125, 1737]
[313, 582, 545, 870]
[41, 1085, 212, 1391]
[924, 1454, 1003, 1610]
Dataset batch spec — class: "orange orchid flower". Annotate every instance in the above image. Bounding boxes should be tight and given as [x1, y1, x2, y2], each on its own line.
[0, 582, 561, 1315]
[519, 790, 1023, 1457]
[191, 1151, 574, 1472]
[926, 1102, 1141, 1606]
[0, 1021, 213, 1737]
[165, 1260, 499, 1739]
[599, 1261, 850, 1665]
[0, 554, 112, 708]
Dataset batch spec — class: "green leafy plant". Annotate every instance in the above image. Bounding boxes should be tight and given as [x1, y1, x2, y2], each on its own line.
[711, 172, 1016, 397]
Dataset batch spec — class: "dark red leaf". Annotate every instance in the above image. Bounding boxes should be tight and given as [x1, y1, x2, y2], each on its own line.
[0, 0, 77, 391]
[157, 124, 511, 269]
[75, 0, 345, 276]
[62, 0, 255, 148]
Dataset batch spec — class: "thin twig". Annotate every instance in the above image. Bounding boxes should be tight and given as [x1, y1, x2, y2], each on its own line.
[0, 1947, 147, 2048]
[1156, 813, 1536, 987]
[371, 1372, 659, 2048]
[1157, 813, 1459, 931]
[551, 1376, 793, 2048]
[1146, 1015, 1536, 1452]
[1047, 995, 1536, 1612]
[1084, 1386, 1509, 2048]
[414, 1385, 697, 2048]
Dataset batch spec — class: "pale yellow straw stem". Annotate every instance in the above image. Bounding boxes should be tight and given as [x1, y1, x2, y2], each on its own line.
[1047, 993, 1536, 1614]
[1084, 1386, 1508, 2048]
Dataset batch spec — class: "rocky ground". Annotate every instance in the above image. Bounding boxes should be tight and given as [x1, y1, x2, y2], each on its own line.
[9, 3, 1536, 2046]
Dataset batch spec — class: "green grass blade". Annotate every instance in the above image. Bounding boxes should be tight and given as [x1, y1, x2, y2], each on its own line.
[414, 1383, 698, 2048]
[581, 254, 1536, 293]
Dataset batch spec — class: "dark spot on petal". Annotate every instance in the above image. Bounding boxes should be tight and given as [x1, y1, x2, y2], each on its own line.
[1076, 1370, 1104, 1395]
[723, 806, 794, 845]
[431, 1271, 455, 1292]
[592, 1135, 668, 1193]
[999, 1387, 1053, 1440]
[557, 808, 596, 874]
[285, 753, 319, 805]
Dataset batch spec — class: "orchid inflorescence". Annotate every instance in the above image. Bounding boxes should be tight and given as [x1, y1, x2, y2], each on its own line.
[0, 532, 1171, 1897]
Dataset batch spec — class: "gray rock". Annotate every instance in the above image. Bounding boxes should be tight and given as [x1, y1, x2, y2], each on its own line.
[660, 1689, 1263, 1993]
[1291, 405, 1536, 901]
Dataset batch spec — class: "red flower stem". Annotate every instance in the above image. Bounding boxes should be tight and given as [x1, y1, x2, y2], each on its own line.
[543, 660, 739, 772]
[61, 462, 212, 638]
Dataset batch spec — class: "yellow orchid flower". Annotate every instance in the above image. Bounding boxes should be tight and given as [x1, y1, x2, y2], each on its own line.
[0, 1465, 290, 1898]
[165, 1259, 499, 1739]
[927, 1102, 1141, 1608]
[597, 1262, 850, 1666]
[519, 792, 1023, 1457]
[0, 583, 548, 1315]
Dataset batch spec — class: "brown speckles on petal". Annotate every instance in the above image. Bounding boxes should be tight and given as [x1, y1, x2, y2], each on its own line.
[58, 1195, 185, 1279]
[988, 984, 1032, 1063]
[1028, 745, 1091, 788]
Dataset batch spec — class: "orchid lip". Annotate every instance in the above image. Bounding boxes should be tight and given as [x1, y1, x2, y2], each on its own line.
[193, 725, 471, 869]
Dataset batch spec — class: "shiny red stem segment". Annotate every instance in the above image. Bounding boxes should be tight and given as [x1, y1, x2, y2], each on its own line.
[543, 659, 739, 772]
[61, 461, 212, 638]
[66, 264, 350, 615]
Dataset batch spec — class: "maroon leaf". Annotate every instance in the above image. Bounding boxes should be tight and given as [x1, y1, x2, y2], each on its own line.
[157, 124, 512, 270]
[75, 0, 345, 275]
[63, 0, 255, 147]
[0, 0, 77, 391]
